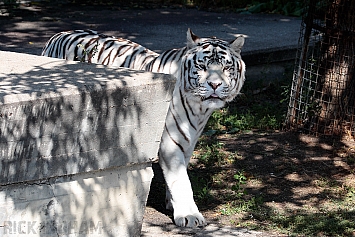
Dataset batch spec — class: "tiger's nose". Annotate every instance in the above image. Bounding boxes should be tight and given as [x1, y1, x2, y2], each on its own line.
[208, 82, 222, 90]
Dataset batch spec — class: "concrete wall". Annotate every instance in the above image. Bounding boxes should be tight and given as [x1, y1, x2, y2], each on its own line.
[0, 51, 175, 237]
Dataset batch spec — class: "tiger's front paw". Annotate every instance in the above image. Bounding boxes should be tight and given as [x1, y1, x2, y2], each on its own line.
[174, 212, 206, 227]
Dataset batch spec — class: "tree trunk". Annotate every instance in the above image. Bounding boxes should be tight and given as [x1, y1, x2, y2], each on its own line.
[316, 0, 355, 135]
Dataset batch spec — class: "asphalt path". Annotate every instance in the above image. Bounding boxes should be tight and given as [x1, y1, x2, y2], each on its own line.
[0, 5, 301, 56]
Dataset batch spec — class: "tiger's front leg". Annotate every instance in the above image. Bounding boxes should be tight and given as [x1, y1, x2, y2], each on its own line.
[159, 149, 206, 227]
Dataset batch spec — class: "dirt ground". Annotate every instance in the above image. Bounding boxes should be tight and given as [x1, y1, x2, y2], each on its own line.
[146, 130, 355, 234]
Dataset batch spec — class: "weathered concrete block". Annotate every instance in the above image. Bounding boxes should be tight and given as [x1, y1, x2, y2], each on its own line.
[0, 164, 152, 236]
[0, 51, 175, 236]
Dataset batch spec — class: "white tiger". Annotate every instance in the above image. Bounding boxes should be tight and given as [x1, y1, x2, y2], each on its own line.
[42, 29, 246, 227]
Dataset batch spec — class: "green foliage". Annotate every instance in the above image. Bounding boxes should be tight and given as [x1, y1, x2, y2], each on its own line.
[1, 0, 18, 5]
[231, 171, 247, 197]
[174, 0, 305, 15]
[195, 139, 226, 166]
[236, 0, 305, 16]
[190, 175, 213, 202]
[346, 155, 355, 165]
[0, 0, 20, 16]
[206, 95, 287, 134]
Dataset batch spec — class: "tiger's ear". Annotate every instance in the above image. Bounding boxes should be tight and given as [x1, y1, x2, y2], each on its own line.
[230, 36, 245, 55]
[187, 28, 200, 49]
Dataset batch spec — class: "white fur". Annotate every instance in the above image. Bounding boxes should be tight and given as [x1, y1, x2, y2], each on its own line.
[158, 29, 246, 228]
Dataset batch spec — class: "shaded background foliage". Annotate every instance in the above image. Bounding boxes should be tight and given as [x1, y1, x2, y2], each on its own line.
[1, 0, 305, 16]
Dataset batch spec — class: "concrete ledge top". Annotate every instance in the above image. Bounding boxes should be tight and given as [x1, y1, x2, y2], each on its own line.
[0, 51, 174, 105]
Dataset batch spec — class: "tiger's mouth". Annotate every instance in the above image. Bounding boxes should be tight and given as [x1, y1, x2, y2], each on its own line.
[203, 93, 223, 101]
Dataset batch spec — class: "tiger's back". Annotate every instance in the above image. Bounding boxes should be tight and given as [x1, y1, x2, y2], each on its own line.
[42, 29, 159, 70]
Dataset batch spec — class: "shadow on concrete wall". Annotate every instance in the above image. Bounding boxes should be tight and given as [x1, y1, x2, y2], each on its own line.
[0, 57, 174, 236]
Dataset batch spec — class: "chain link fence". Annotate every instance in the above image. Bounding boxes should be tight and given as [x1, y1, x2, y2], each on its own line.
[287, 0, 355, 136]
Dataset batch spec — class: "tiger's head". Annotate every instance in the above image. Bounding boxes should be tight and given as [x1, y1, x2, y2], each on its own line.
[178, 29, 246, 110]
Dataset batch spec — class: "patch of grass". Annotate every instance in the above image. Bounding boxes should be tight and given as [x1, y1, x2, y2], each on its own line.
[265, 209, 355, 236]
[220, 196, 264, 216]
[192, 137, 264, 214]
[190, 174, 213, 202]
[194, 139, 226, 166]
[222, 176, 355, 236]
[219, 171, 263, 216]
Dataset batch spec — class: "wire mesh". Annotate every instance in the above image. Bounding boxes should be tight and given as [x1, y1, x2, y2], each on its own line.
[287, 0, 355, 137]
